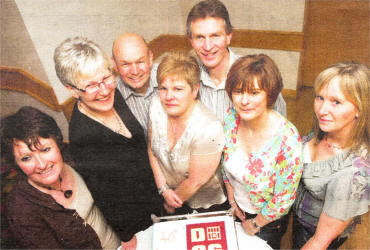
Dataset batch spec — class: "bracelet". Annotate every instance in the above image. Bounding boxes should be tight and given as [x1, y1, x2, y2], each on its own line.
[158, 184, 169, 195]
[251, 218, 261, 232]
[229, 200, 236, 206]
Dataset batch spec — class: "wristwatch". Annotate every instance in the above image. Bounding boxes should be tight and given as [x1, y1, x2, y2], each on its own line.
[251, 218, 261, 232]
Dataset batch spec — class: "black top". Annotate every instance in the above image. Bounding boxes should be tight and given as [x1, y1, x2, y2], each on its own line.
[69, 90, 161, 241]
[6, 175, 101, 249]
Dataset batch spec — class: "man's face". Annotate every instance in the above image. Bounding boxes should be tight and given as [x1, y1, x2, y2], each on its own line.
[189, 17, 232, 71]
[113, 38, 153, 94]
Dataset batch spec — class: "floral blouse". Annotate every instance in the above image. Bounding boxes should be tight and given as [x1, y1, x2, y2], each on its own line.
[222, 108, 303, 221]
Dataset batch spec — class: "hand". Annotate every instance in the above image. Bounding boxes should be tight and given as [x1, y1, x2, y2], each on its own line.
[231, 203, 245, 222]
[241, 219, 260, 236]
[162, 188, 183, 208]
[163, 201, 175, 214]
[121, 236, 137, 250]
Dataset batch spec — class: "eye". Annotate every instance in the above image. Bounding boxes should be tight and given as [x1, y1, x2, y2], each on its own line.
[159, 86, 166, 91]
[233, 89, 242, 94]
[175, 87, 183, 91]
[21, 156, 31, 162]
[334, 100, 341, 105]
[315, 95, 324, 101]
[41, 147, 51, 153]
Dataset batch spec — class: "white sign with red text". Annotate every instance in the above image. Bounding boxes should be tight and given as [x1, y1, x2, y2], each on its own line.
[152, 215, 238, 250]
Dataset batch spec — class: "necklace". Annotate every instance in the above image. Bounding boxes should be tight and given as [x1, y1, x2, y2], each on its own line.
[44, 176, 73, 199]
[79, 102, 125, 134]
[324, 136, 344, 151]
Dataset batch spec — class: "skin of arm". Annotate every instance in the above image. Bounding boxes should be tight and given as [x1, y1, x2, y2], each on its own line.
[147, 126, 182, 212]
[121, 236, 137, 250]
[174, 151, 222, 202]
[224, 182, 245, 221]
[301, 212, 352, 250]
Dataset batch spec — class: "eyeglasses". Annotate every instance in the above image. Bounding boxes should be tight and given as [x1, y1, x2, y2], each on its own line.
[70, 74, 115, 95]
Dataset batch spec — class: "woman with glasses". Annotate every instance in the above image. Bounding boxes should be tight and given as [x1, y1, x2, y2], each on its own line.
[54, 37, 161, 247]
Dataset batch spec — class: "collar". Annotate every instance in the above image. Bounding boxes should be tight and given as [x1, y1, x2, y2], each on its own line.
[199, 49, 239, 90]
[116, 73, 158, 100]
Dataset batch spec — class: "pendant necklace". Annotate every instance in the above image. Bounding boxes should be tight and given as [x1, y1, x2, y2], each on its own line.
[44, 176, 73, 199]
[324, 136, 343, 151]
[78, 102, 125, 135]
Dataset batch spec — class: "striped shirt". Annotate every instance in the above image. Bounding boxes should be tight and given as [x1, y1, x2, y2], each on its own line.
[116, 63, 159, 136]
[198, 49, 287, 121]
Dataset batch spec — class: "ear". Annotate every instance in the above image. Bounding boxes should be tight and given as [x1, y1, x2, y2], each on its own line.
[226, 32, 233, 46]
[111, 55, 118, 73]
[192, 83, 200, 99]
[66, 84, 81, 99]
[148, 49, 154, 68]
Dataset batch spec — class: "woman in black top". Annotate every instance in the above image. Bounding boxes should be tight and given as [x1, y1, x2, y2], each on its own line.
[54, 36, 161, 246]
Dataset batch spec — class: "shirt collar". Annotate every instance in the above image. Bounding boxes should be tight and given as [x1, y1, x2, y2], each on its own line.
[199, 49, 238, 90]
[116, 75, 157, 100]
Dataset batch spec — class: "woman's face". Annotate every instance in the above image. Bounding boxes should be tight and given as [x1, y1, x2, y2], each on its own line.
[13, 137, 64, 187]
[159, 77, 199, 118]
[314, 76, 359, 135]
[72, 68, 116, 114]
[232, 79, 268, 122]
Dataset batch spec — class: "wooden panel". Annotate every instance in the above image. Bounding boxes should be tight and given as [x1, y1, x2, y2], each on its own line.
[61, 97, 76, 122]
[302, 0, 369, 87]
[0, 66, 60, 111]
[231, 29, 303, 52]
[148, 35, 192, 60]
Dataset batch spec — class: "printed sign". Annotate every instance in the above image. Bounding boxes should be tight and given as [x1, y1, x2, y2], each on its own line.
[186, 221, 228, 250]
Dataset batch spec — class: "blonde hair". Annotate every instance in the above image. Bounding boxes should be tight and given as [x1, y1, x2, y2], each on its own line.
[313, 61, 369, 154]
[157, 51, 200, 90]
[54, 37, 111, 87]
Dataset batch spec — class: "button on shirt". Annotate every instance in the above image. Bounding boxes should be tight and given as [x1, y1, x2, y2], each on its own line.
[116, 63, 159, 136]
[197, 49, 287, 121]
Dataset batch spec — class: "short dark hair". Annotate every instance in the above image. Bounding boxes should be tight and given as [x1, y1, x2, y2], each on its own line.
[186, 0, 232, 38]
[1, 106, 63, 166]
[225, 54, 283, 108]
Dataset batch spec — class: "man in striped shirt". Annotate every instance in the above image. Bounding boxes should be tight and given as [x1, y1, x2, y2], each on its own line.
[187, 0, 286, 121]
[112, 33, 158, 136]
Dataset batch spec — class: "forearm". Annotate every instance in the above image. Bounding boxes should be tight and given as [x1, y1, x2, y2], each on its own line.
[302, 212, 351, 250]
[175, 178, 205, 202]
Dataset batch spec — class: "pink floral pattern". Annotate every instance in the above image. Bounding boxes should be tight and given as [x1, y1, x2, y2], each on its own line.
[222, 108, 303, 221]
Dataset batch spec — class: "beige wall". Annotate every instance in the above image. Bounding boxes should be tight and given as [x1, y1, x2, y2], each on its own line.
[2, 0, 305, 104]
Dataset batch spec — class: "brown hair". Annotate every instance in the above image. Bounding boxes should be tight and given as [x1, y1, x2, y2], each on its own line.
[186, 0, 232, 38]
[157, 51, 200, 90]
[313, 61, 369, 153]
[225, 54, 283, 108]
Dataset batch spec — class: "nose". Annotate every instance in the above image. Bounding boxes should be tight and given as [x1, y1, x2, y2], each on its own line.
[97, 82, 110, 95]
[130, 63, 139, 75]
[203, 37, 213, 51]
[35, 154, 47, 169]
[241, 92, 250, 105]
[165, 90, 174, 101]
[316, 100, 330, 116]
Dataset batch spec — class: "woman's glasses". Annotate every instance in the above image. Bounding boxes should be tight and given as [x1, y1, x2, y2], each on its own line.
[70, 74, 115, 95]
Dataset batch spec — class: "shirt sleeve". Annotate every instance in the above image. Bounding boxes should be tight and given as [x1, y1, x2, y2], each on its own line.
[191, 120, 225, 156]
[323, 156, 370, 220]
[260, 130, 303, 221]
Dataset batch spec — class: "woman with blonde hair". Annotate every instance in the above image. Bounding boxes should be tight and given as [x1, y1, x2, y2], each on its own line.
[54, 37, 161, 246]
[293, 61, 369, 249]
[148, 51, 228, 215]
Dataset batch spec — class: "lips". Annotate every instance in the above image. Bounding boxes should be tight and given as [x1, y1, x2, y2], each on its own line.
[37, 165, 53, 175]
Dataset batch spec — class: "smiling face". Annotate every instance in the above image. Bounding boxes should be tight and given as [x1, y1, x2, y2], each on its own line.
[112, 35, 153, 94]
[189, 17, 232, 71]
[159, 77, 199, 118]
[232, 78, 268, 122]
[314, 76, 359, 136]
[69, 68, 116, 114]
[13, 137, 64, 188]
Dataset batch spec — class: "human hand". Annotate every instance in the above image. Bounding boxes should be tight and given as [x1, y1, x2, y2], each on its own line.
[241, 219, 260, 236]
[162, 188, 183, 208]
[121, 235, 137, 250]
[163, 201, 176, 214]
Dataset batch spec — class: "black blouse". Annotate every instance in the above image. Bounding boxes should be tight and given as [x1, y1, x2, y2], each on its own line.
[69, 90, 161, 241]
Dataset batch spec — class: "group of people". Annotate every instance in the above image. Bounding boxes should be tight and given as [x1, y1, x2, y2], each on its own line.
[1, 0, 368, 249]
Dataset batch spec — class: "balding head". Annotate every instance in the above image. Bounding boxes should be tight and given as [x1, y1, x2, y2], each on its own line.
[112, 33, 153, 94]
